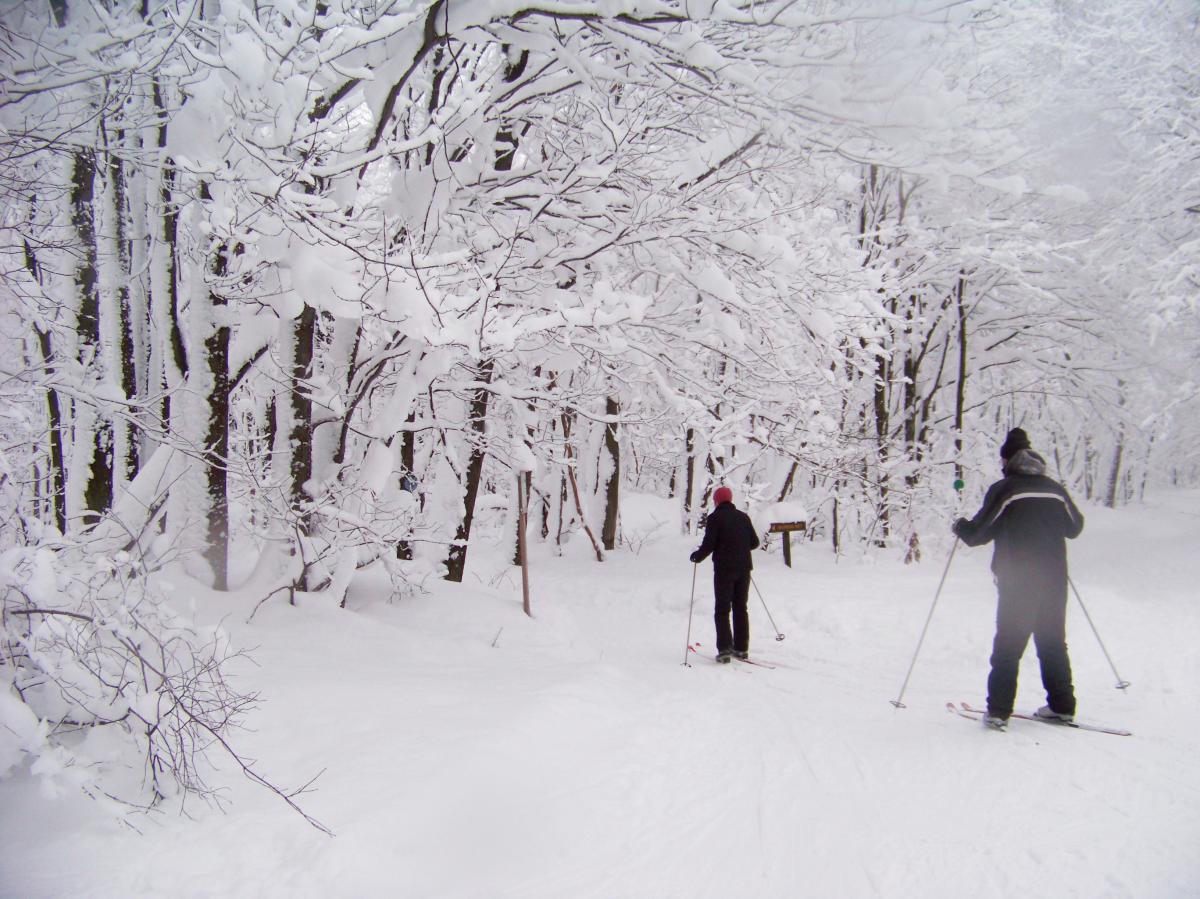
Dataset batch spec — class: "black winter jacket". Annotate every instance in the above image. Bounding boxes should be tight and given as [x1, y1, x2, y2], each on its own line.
[953, 450, 1084, 585]
[693, 502, 760, 572]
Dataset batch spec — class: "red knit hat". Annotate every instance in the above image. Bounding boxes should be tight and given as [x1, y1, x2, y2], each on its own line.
[713, 486, 733, 505]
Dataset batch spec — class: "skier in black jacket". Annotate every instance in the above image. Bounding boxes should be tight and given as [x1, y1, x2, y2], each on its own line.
[690, 486, 760, 663]
[953, 428, 1085, 730]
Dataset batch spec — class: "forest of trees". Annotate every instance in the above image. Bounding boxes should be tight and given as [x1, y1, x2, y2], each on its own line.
[1, 0, 1196, 819]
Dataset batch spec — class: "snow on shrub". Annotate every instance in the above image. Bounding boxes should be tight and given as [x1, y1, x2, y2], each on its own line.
[0, 541, 329, 832]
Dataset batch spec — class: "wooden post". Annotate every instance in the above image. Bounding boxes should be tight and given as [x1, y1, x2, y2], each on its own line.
[768, 521, 807, 568]
[518, 473, 532, 617]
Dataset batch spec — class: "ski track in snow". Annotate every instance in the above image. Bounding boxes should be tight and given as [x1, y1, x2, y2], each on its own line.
[1, 491, 1198, 898]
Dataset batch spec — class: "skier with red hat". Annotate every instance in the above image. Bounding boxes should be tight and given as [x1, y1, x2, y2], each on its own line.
[690, 486, 760, 663]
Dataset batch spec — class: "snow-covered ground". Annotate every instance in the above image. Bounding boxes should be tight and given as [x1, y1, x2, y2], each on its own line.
[2, 490, 1198, 898]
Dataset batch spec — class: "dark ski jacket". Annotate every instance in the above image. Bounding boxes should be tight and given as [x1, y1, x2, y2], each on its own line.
[953, 449, 1084, 586]
[692, 502, 760, 572]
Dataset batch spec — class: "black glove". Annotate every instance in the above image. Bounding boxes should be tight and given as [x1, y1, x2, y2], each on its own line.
[689, 551, 701, 563]
[952, 518, 968, 539]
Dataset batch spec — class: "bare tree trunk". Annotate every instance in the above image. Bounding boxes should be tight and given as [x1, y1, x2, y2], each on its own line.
[872, 349, 890, 547]
[152, 81, 188, 440]
[1104, 437, 1124, 509]
[126, 123, 151, 461]
[103, 139, 140, 492]
[555, 471, 567, 549]
[445, 360, 493, 583]
[1083, 437, 1096, 501]
[904, 531, 921, 564]
[517, 474, 531, 617]
[512, 371, 539, 566]
[288, 305, 316, 587]
[1104, 381, 1127, 509]
[777, 460, 798, 502]
[397, 415, 416, 561]
[831, 492, 841, 556]
[601, 396, 620, 551]
[23, 231, 67, 533]
[203, 243, 232, 590]
[682, 427, 695, 534]
[32, 323, 66, 533]
[561, 410, 604, 562]
[703, 454, 716, 511]
[144, 81, 188, 548]
[901, 313, 921, 565]
[72, 149, 113, 527]
[954, 272, 968, 486]
[1138, 430, 1155, 502]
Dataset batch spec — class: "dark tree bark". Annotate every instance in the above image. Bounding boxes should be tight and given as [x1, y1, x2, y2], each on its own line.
[153, 78, 187, 453]
[954, 272, 969, 486]
[601, 396, 620, 551]
[444, 360, 493, 583]
[35, 330, 67, 536]
[109, 144, 140, 485]
[289, 306, 317, 527]
[203, 243, 232, 590]
[451, 46, 528, 573]
[28, 232, 66, 533]
[494, 49, 530, 172]
[397, 414, 416, 561]
[511, 467, 532, 567]
[517, 473, 531, 617]
[777, 461, 798, 502]
[31, 325, 67, 534]
[1104, 382, 1126, 509]
[72, 149, 113, 526]
[285, 305, 317, 588]
[511, 369, 539, 566]
[561, 409, 604, 562]
[683, 427, 695, 533]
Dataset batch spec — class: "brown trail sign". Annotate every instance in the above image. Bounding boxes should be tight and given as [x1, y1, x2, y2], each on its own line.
[767, 521, 806, 568]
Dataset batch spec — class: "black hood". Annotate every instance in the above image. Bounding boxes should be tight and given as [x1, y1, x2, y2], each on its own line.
[1003, 448, 1047, 476]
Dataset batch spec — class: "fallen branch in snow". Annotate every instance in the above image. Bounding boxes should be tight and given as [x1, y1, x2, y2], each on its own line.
[1, 546, 332, 835]
[247, 583, 295, 624]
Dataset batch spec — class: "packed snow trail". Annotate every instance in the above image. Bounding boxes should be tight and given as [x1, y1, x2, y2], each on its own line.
[0, 491, 1197, 898]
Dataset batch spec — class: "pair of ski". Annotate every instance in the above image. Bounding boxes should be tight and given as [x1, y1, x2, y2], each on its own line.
[948, 701, 1132, 736]
[687, 644, 777, 669]
[729, 656, 775, 669]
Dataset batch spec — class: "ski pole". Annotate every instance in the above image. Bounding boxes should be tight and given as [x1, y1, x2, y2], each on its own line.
[891, 538, 959, 709]
[682, 563, 698, 666]
[750, 577, 785, 641]
[1068, 576, 1131, 691]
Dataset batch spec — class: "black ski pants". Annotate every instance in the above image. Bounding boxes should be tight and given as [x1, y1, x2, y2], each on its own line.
[713, 567, 751, 654]
[987, 576, 1075, 718]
